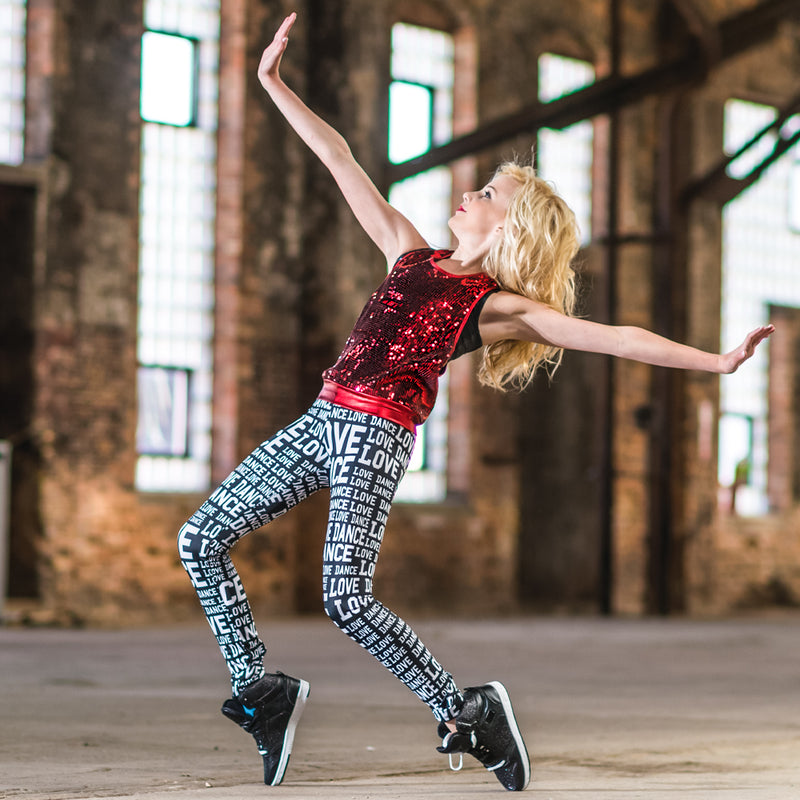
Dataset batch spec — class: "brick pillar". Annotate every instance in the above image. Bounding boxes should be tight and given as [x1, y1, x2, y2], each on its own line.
[212, 0, 248, 484]
[768, 305, 800, 511]
[31, 0, 144, 611]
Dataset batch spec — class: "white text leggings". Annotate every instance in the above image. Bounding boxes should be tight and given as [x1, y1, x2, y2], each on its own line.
[178, 399, 462, 722]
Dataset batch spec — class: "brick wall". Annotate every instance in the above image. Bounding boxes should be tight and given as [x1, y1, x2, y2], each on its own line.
[4, 0, 799, 624]
[681, 18, 800, 615]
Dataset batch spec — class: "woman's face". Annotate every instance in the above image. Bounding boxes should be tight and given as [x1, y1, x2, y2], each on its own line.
[448, 173, 519, 248]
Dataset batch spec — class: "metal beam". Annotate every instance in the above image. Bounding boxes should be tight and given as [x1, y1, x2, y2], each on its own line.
[683, 94, 800, 205]
[386, 0, 800, 183]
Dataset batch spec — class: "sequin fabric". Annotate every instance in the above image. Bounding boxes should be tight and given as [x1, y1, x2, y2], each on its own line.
[322, 248, 498, 427]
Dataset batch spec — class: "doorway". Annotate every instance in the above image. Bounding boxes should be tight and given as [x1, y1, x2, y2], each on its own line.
[0, 182, 41, 600]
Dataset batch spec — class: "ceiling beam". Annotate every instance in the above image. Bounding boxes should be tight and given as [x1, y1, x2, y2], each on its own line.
[682, 93, 800, 205]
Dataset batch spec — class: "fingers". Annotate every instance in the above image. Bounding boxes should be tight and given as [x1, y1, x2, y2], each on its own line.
[725, 325, 775, 373]
[750, 325, 772, 339]
[269, 14, 295, 50]
[277, 11, 297, 41]
[747, 324, 775, 350]
[259, 13, 297, 81]
[738, 325, 774, 364]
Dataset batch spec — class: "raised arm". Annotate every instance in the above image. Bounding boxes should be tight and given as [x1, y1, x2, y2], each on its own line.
[258, 13, 426, 264]
[479, 291, 774, 374]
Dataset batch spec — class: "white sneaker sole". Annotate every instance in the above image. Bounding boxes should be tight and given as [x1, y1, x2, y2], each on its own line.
[486, 680, 531, 790]
[271, 678, 311, 786]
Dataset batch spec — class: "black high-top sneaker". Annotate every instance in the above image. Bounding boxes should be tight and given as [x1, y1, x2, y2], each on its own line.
[221, 671, 310, 786]
[436, 681, 530, 791]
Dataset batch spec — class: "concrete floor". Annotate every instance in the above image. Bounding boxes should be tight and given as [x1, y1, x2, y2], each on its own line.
[1, 614, 799, 799]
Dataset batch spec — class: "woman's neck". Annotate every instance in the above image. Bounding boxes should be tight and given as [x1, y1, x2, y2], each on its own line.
[441, 244, 487, 275]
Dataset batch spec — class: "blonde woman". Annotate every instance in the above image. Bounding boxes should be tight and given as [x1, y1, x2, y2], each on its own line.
[178, 13, 773, 792]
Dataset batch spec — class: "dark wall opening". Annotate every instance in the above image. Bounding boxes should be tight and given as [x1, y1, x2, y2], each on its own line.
[0, 183, 41, 598]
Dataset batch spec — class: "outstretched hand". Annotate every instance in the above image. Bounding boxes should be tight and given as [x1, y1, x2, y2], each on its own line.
[719, 325, 774, 374]
[258, 12, 296, 88]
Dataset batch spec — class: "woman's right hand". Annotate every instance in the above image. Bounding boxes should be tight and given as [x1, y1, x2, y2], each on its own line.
[258, 12, 296, 88]
[718, 324, 774, 374]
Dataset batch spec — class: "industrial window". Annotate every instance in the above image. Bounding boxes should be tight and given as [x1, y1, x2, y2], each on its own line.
[537, 53, 595, 244]
[387, 22, 454, 502]
[0, 0, 26, 165]
[135, 0, 220, 492]
[140, 31, 197, 127]
[388, 23, 454, 248]
[789, 157, 800, 234]
[719, 98, 800, 515]
[136, 367, 191, 457]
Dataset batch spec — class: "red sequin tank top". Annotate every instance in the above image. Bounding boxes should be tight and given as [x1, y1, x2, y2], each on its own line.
[321, 249, 498, 431]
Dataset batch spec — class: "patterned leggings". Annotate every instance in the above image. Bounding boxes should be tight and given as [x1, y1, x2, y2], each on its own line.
[177, 399, 462, 722]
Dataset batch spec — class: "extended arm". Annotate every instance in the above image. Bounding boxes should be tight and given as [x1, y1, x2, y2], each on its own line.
[479, 291, 773, 374]
[258, 14, 426, 264]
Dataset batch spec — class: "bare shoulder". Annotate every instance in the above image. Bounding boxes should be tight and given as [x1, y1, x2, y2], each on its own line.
[478, 290, 536, 344]
[482, 290, 533, 315]
[479, 291, 576, 346]
[481, 290, 550, 323]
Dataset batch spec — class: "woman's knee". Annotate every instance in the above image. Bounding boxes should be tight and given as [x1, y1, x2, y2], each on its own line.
[177, 519, 205, 564]
[323, 591, 372, 629]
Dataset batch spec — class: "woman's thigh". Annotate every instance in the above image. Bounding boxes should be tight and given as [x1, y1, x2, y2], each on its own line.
[321, 407, 415, 614]
[180, 402, 333, 560]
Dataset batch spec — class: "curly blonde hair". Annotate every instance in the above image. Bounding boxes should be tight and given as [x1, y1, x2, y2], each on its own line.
[478, 162, 580, 391]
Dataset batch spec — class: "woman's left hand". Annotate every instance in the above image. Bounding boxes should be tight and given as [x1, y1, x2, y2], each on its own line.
[719, 325, 775, 373]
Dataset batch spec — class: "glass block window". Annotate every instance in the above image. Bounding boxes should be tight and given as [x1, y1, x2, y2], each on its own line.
[724, 101, 778, 180]
[720, 99, 800, 515]
[537, 53, 595, 243]
[788, 157, 800, 233]
[0, 0, 26, 165]
[388, 167, 452, 250]
[388, 22, 454, 502]
[136, 0, 220, 493]
[388, 23, 454, 248]
[136, 367, 191, 456]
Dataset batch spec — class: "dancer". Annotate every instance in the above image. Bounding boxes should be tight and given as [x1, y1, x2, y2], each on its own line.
[178, 12, 773, 791]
